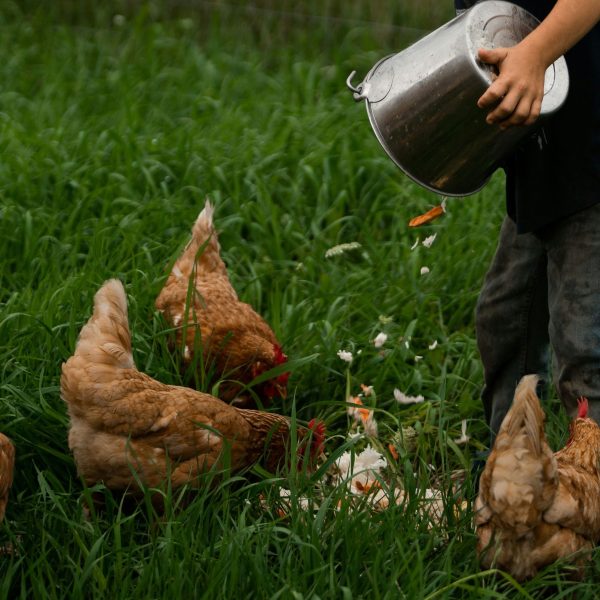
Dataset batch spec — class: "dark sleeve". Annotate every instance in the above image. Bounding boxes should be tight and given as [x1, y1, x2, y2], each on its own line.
[455, 0, 476, 9]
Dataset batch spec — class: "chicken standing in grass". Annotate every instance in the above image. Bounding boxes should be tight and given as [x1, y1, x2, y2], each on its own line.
[0, 434, 14, 522]
[61, 280, 324, 494]
[475, 375, 600, 581]
[155, 199, 289, 409]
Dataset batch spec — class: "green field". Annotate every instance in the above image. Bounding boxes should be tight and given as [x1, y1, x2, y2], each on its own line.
[0, 2, 595, 598]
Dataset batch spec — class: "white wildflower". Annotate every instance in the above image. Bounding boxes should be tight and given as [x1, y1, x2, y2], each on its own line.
[414, 355, 423, 362]
[335, 445, 387, 482]
[422, 234, 437, 248]
[428, 340, 438, 350]
[370, 487, 391, 509]
[453, 419, 470, 445]
[347, 396, 379, 438]
[363, 416, 379, 438]
[334, 451, 353, 480]
[278, 487, 311, 512]
[422, 488, 445, 525]
[298, 497, 311, 511]
[357, 446, 387, 471]
[360, 384, 374, 397]
[337, 350, 353, 363]
[420, 266, 430, 275]
[373, 332, 388, 348]
[347, 431, 364, 442]
[410, 238, 420, 250]
[112, 14, 126, 27]
[394, 389, 425, 405]
[325, 242, 362, 258]
[346, 396, 362, 420]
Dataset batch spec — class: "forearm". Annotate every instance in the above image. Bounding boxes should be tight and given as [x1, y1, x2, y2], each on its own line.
[521, 0, 600, 67]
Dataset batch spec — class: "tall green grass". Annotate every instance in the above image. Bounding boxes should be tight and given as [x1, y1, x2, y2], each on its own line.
[0, 2, 594, 598]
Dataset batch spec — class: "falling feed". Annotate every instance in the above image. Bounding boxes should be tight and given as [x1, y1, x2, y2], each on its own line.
[373, 332, 388, 348]
[337, 350, 353, 363]
[394, 389, 425, 405]
[422, 234, 437, 248]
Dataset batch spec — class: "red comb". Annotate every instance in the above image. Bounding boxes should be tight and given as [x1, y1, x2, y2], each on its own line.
[577, 397, 589, 419]
[307, 419, 326, 454]
[273, 344, 290, 387]
[308, 418, 326, 436]
[273, 344, 288, 365]
[296, 419, 326, 469]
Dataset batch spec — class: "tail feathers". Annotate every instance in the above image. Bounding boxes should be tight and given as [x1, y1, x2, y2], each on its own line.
[483, 375, 557, 533]
[193, 198, 215, 238]
[72, 279, 134, 370]
[174, 198, 225, 278]
[499, 375, 545, 455]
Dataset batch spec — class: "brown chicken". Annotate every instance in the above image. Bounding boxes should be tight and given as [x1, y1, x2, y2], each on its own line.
[61, 279, 324, 494]
[155, 199, 289, 409]
[475, 375, 600, 581]
[0, 434, 14, 522]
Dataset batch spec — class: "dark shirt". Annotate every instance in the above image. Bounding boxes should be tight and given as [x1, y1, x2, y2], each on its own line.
[455, 0, 600, 233]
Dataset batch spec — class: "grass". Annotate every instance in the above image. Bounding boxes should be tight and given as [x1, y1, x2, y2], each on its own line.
[0, 2, 597, 598]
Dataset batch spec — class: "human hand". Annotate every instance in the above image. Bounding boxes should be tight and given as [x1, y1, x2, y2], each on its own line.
[477, 45, 548, 129]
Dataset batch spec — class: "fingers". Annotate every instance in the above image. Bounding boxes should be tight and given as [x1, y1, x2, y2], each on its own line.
[483, 89, 541, 127]
[485, 88, 535, 127]
[476, 46, 545, 128]
[523, 98, 542, 126]
[477, 79, 509, 111]
[478, 47, 505, 66]
[498, 97, 535, 129]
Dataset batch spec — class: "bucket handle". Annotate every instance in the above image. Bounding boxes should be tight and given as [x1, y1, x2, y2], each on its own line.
[346, 71, 368, 101]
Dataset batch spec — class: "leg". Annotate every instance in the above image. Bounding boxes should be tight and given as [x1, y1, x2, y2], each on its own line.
[476, 217, 550, 437]
[543, 203, 600, 421]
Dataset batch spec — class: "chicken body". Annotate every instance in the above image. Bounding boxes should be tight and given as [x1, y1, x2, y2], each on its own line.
[475, 375, 600, 581]
[0, 434, 15, 522]
[62, 280, 319, 493]
[155, 200, 288, 408]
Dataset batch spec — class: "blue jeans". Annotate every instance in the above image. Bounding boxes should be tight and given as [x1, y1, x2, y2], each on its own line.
[476, 203, 600, 438]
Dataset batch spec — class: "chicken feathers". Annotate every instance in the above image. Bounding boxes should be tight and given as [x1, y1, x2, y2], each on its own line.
[62, 280, 322, 493]
[475, 375, 600, 580]
[155, 199, 289, 408]
[0, 434, 15, 523]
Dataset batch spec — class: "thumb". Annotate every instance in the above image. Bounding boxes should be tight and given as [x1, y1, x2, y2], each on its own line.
[478, 47, 507, 65]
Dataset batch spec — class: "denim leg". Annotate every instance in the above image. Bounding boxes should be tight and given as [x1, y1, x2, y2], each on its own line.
[476, 217, 550, 437]
[542, 203, 600, 422]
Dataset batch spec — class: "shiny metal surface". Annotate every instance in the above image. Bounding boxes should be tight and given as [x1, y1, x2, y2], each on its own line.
[348, 1, 569, 196]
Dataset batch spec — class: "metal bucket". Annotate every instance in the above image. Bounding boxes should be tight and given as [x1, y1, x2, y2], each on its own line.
[347, 0, 569, 196]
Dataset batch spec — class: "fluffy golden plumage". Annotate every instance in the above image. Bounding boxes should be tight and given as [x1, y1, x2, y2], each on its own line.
[61, 280, 321, 493]
[155, 199, 288, 409]
[0, 434, 15, 522]
[475, 375, 600, 581]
